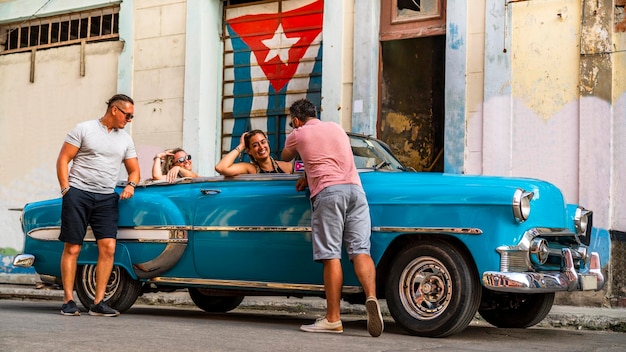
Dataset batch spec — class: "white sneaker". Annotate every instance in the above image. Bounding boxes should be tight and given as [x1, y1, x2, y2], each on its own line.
[365, 297, 384, 337]
[300, 317, 343, 333]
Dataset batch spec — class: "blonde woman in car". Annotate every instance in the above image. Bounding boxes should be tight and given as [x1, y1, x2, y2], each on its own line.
[152, 148, 199, 182]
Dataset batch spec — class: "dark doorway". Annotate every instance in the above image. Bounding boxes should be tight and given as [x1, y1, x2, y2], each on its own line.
[379, 35, 445, 172]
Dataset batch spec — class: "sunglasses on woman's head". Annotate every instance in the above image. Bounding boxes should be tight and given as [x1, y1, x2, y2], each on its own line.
[175, 155, 191, 163]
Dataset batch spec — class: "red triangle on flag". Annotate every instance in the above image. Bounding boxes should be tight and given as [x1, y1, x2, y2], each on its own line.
[227, 0, 324, 91]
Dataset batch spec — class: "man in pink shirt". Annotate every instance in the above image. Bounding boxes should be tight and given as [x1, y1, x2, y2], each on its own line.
[282, 99, 383, 337]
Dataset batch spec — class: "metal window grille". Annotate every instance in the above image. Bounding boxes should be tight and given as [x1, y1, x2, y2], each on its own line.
[0, 6, 120, 55]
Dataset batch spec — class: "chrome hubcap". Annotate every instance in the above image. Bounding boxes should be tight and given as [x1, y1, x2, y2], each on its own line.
[399, 257, 452, 320]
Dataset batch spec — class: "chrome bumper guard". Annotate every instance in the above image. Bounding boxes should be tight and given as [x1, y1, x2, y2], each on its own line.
[12, 254, 35, 267]
[482, 249, 604, 293]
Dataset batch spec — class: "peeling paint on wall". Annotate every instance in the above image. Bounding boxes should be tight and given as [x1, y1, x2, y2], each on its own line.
[448, 23, 464, 50]
[615, 4, 626, 32]
[380, 36, 445, 172]
[580, 0, 614, 101]
[380, 111, 436, 171]
[581, 0, 613, 54]
[510, 0, 581, 119]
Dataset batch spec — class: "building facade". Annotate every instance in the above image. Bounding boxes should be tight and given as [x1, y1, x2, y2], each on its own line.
[1, 0, 624, 304]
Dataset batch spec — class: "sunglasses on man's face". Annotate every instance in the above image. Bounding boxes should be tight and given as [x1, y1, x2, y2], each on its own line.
[175, 155, 192, 164]
[115, 105, 134, 120]
[289, 117, 297, 128]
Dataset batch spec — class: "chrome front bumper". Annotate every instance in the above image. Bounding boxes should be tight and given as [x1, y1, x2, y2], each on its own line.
[482, 249, 604, 293]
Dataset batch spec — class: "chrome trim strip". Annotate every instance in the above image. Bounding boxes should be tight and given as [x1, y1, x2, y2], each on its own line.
[528, 227, 574, 236]
[128, 226, 194, 231]
[28, 224, 482, 236]
[148, 277, 363, 294]
[193, 226, 311, 232]
[27, 226, 192, 241]
[133, 242, 188, 279]
[138, 173, 302, 187]
[483, 249, 605, 293]
[193, 226, 482, 235]
[496, 227, 586, 272]
[25, 227, 189, 279]
[372, 227, 483, 235]
[498, 227, 581, 256]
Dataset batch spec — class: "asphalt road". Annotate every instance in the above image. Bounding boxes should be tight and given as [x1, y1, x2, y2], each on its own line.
[1, 299, 626, 352]
[2, 280, 626, 333]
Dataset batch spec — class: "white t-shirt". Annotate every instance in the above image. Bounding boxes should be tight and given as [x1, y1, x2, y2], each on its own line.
[65, 119, 137, 194]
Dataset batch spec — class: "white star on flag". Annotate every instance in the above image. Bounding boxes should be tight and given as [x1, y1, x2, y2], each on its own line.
[262, 24, 300, 64]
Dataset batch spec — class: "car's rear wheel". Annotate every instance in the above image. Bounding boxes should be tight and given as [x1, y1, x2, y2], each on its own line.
[188, 288, 245, 313]
[385, 241, 481, 337]
[75, 264, 142, 312]
[478, 292, 554, 328]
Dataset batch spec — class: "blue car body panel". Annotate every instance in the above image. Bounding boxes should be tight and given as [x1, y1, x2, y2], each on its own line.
[16, 134, 601, 297]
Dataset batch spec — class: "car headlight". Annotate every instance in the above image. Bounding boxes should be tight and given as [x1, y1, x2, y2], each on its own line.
[512, 189, 533, 223]
[574, 207, 592, 236]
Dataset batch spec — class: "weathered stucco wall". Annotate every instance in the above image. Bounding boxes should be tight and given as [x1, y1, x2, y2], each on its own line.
[502, 0, 582, 202]
[478, 0, 615, 276]
[0, 42, 122, 251]
[0, 0, 193, 252]
[608, 2, 626, 305]
[611, 4, 626, 233]
[131, 0, 189, 179]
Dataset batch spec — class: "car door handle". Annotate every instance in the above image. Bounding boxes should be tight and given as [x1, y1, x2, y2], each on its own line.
[200, 189, 221, 195]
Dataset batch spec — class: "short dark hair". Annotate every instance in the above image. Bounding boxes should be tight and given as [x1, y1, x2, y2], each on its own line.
[106, 94, 134, 108]
[289, 99, 317, 121]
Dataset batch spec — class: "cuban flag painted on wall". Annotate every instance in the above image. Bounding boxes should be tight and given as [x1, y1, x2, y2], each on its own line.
[223, 0, 323, 159]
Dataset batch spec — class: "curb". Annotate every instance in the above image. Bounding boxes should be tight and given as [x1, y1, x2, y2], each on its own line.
[1, 282, 625, 333]
[0, 282, 371, 315]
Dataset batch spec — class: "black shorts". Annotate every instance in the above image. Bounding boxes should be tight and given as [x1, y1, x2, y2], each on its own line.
[59, 187, 119, 245]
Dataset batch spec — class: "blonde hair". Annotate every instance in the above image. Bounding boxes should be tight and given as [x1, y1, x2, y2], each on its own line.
[161, 148, 185, 175]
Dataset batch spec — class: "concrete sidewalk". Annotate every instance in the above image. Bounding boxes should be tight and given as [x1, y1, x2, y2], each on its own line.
[1, 273, 625, 333]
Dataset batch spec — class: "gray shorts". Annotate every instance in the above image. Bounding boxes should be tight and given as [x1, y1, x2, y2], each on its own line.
[310, 184, 371, 261]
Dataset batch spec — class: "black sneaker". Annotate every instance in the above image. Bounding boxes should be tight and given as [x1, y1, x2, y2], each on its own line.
[88, 301, 120, 317]
[60, 300, 81, 316]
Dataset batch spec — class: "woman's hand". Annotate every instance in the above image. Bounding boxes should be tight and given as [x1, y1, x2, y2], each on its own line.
[238, 133, 247, 152]
[166, 166, 181, 183]
[155, 149, 174, 161]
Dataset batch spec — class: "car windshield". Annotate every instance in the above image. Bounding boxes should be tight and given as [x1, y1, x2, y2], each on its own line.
[349, 134, 407, 171]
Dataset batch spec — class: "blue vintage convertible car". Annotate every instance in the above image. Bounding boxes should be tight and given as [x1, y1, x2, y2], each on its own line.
[14, 133, 603, 337]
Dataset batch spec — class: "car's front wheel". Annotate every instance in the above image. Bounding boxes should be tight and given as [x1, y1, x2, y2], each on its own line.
[478, 292, 554, 328]
[188, 288, 245, 313]
[385, 241, 481, 337]
[75, 264, 142, 312]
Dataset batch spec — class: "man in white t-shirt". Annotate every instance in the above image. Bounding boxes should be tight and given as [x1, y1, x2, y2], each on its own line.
[56, 94, 140, 317]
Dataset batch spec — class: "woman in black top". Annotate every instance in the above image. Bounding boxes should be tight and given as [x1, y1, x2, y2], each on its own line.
[215, 130, 293, 176]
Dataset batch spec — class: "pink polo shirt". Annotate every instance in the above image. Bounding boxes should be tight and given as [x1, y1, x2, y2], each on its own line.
[283, 119, 361, 198]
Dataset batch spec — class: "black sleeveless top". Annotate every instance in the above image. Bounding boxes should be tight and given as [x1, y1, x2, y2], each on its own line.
[254, 157, 286, 174]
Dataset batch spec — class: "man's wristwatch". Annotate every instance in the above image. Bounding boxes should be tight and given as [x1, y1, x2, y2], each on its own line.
[128, 181, 137, 188]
